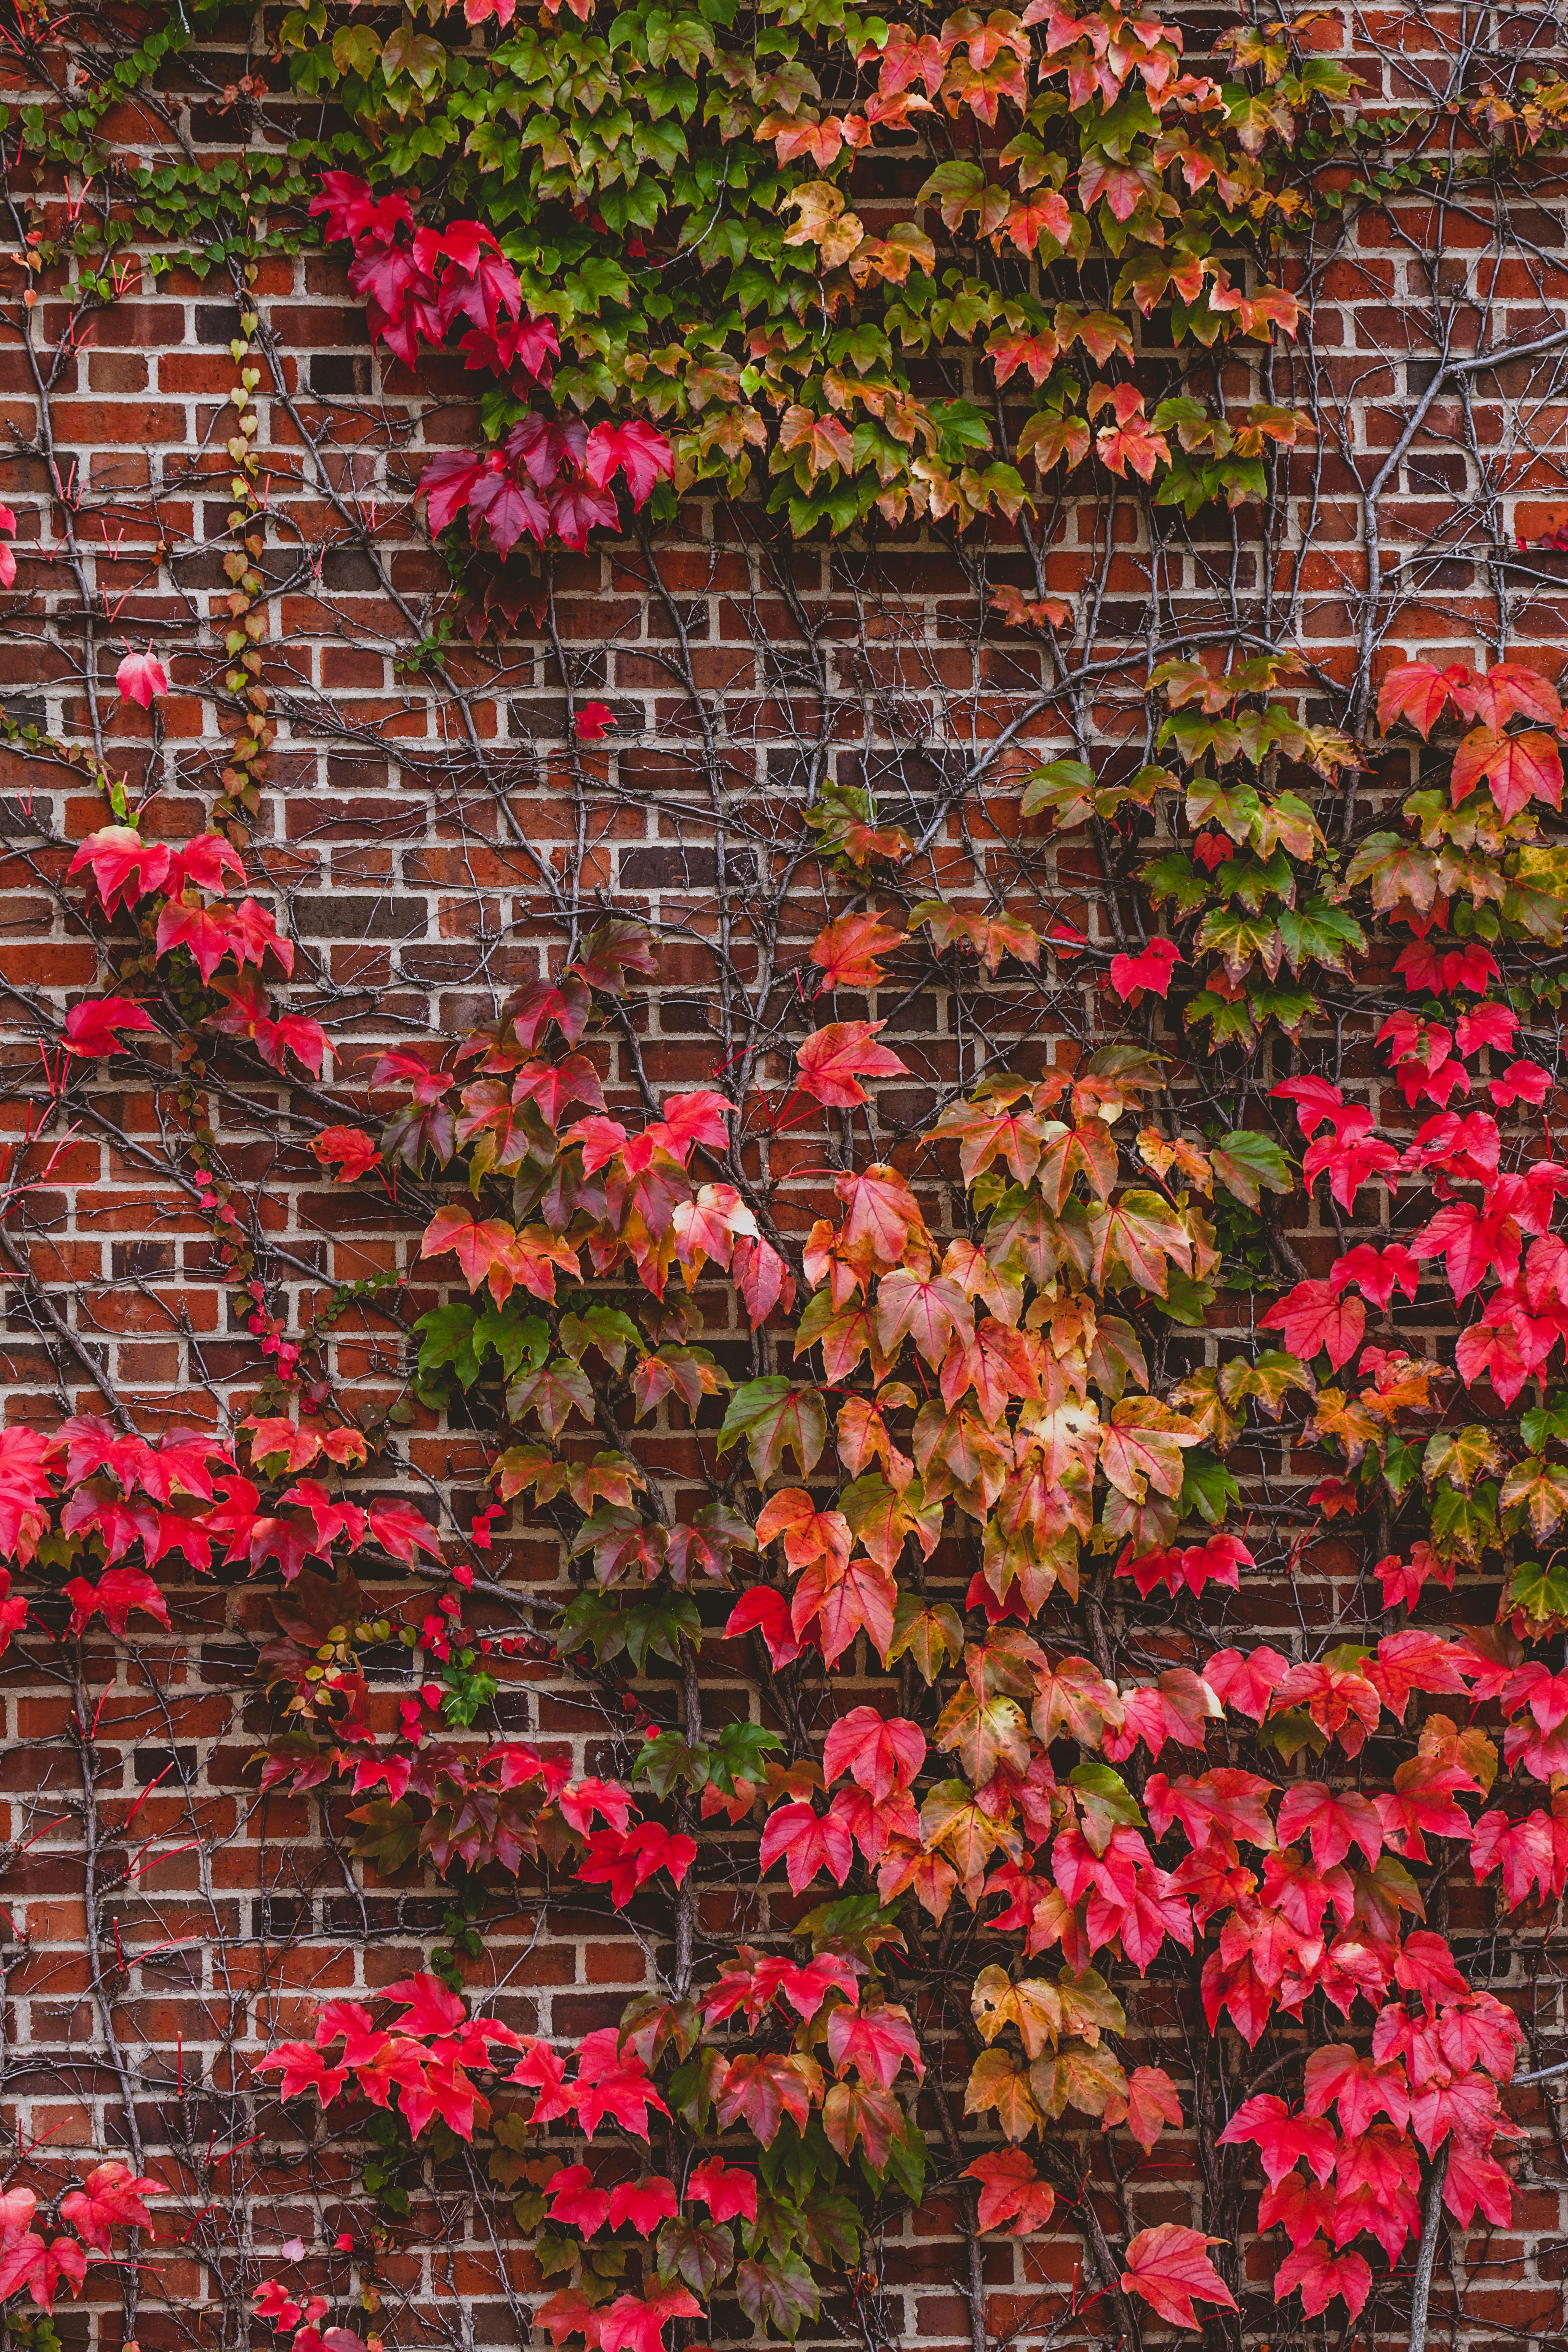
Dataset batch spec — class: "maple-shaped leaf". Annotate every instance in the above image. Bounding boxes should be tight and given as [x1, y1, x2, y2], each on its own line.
[256, 2042, 349, 2105]
[573, 2027, 671, 2138]
[63, 1567, 169, 1638]
[156, 897, 237, 982]
[1275, 1780, 1384, 1870]
[823, 1706, 925, 1801]
[685, 2157, 758, 2226]
[1444, 2146, 1514, 2231]
[1258, 2173, 1336, 2250]
[1203, 1646, 1288, 1721]
[584, 419, 675, 508]
[810, 909, 907, 989]
[1275, 2240, 1371, 2319]
[367, 1503, 442, 1566]
[1126, 2064, 1184, 2151]
[794, 1021, 909, 1107]
[964, 2148, 1056, 2233]
[1120, 2226, 1237, 2329]
[656, 2212, 734, 2297]
[1471, 1807, 1557, 1909]
[826, 2001, 922, 2089]
[0, 2232, 87, 2312]
[547, 2163, 612, 2234]
[58, 2162, 160, 2252]
[62, 996, 160, 1057]
[608, 2177, 679, 2233]
[759, 1798, 854, 1894]
[718, 1377, 828, 1482]
[1451, 723, 1563, 822]
[1089, 1190, 1195, 1297]
[68, 825, 176, 915]
[597, 2286, 701, 2352]
[1222, 2098, 1335, 2183]
[822, 2076, 903, 2169]
[1261, 1279, 1364, 1369]
[1378, 660, 1471, 738]
[312, 1126, 381, 1183]
[963, 2049, 1040, 2141]
[716, 2052, 819, 2146]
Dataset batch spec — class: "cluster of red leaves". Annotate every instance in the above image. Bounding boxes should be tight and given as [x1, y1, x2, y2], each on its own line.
[68, 824, 326, 1074]
[0, 2167, 160, 2313]
[310, 175, 672, 558]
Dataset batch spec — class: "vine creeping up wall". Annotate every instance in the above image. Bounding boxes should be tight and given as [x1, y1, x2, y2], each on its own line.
[6, 9, 1568, 2352]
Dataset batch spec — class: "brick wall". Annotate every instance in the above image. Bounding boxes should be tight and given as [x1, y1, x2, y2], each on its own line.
[3, 7, 1568, 2352]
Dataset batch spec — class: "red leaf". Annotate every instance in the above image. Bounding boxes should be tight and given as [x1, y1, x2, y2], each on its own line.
[822, 1706, 926, 1801]
[313, 1126, 381, 1183]
[62, 996, 160, 1058]
[58, 2162, 160, 2252]
[381, 1971, 466, 2036]
[67, 826, 175, 915]
[1120, 2225, 1237, 2329]
[1444, 2146, 1514, 2230]
[1260, 1279, 1364, 1369]
[115, 649, 169, 707]
[368, 1502, 442, 1565]
[825, 2000, 922, 2088]
[759, 1798, 854, 1894]
[1378, 660, 1471, 738]
[964, 2147, 1056, 2233]
[575, 701, 615, 741]
[418, 449, 486, 534]
[607, 2177, 678, 2233]
[1109, 935, 1180, 1003]
[1218, 2093, 1336, 2184]
[1276, 1783, 1384, 1871]
[1276, 2241, 1371, 2319]
[810, 910, 907, 990]
[794, 1020, 909, 1108]
[62, 1567, 170, 1638]
[584, 420, 675, 507]
[686, 2157, 758, 2224]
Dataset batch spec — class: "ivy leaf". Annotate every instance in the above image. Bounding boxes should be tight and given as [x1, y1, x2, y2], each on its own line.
[734, 2252, 819, 2340]
[1504, 1458, 1568, 1552]
[1121, 2226, 1239, 2328]
[1277, 897, 1366, 976]
[656, 2216, 733, 2297]
[1089, 1190, 1195, 1296]
[887, 1593, 965, 1683]
[718, 1377, 828, 1481]
[963, 2050, 1040, 2141]
[1028, 2039, 1128, 2120]
[821, 2078, 902, 2169]
[1211, 1129, 1293, 1208]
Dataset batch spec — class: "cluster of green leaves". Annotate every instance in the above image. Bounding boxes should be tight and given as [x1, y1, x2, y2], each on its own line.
[264, 0, 1348, 534]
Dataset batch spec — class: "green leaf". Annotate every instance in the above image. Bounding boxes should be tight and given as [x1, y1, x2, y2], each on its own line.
[1276, 897, 1366, 976]
[658, 2214, 734, 2296]
[1428, 1478, 1500, 1564]
[718, 1376, 828, 1481]
[1178, 1450, 1240, 1525]
[1141, 852, 1212, 915]
[735, 2250, 820, 2340]
[1520, 1392, 1568, 1453]
[413, 1302, 479, 1391]
[1502, 1554, 1568, 1631]
[1069, 1761, 1143, 1851]
[1210, 1129, 1293, 1208]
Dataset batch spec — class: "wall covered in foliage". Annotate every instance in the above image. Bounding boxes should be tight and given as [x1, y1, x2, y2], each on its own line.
[2, 8, 1568, 2352]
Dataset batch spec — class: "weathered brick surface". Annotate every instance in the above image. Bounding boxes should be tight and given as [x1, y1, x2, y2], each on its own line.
[2, 7, 1568, 2352]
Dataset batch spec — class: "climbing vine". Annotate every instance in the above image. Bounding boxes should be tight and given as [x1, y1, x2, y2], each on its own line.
[4, 7, 1568, 2352]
